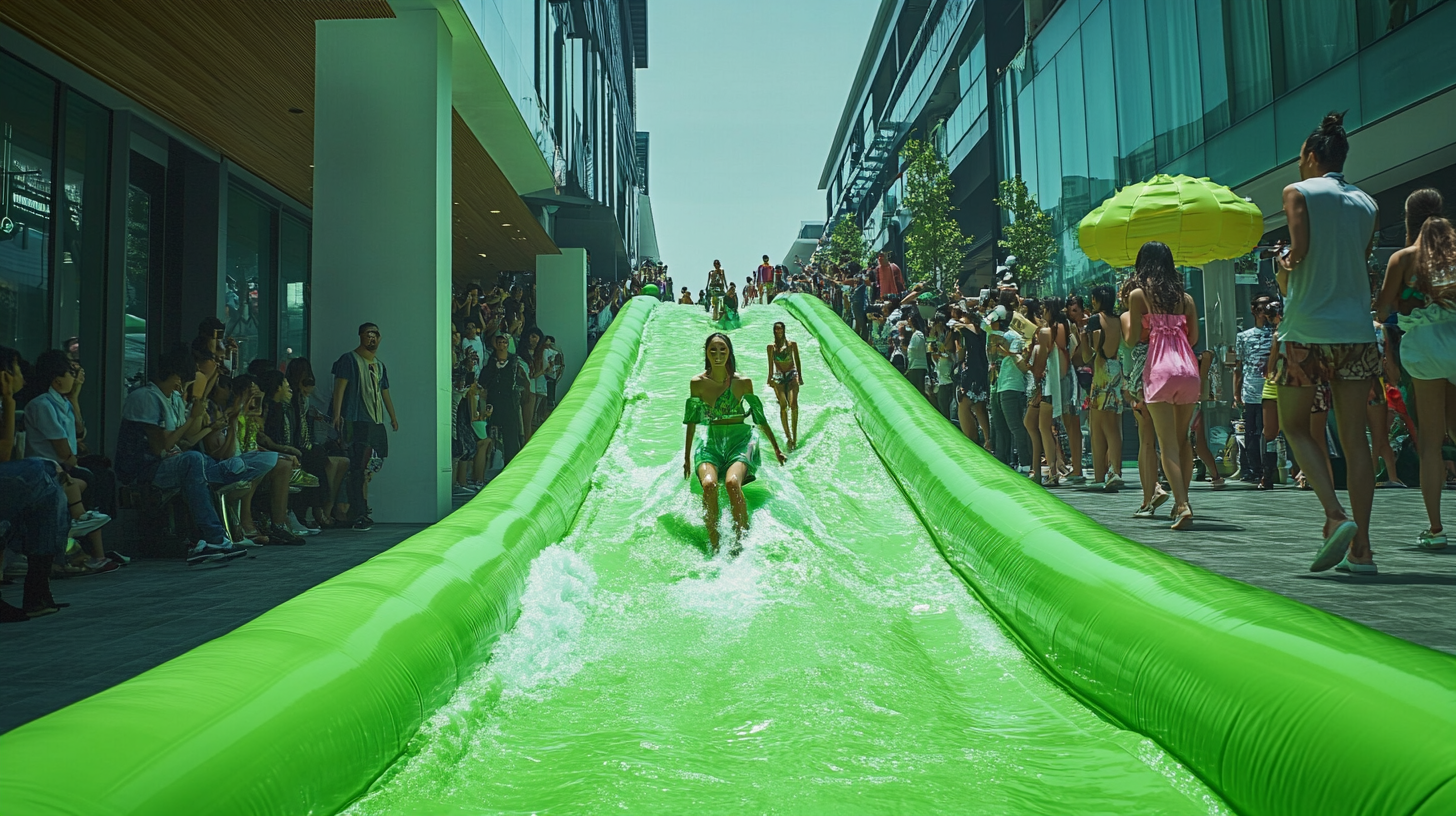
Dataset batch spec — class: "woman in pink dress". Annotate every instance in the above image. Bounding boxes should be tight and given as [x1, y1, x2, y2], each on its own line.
[1128, 241, 1202, 530]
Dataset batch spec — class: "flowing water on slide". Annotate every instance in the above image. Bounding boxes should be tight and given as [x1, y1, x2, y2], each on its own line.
[344, 303, 1231, 816]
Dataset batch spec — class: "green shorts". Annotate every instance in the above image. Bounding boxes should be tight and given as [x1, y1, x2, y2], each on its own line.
[694, 422, 760, 482]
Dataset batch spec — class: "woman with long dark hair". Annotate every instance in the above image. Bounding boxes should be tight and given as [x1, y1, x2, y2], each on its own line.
[684, 332, 786, 554]
[1086, 284, 1125, 490]
[519, 328, 546, 445]
[1034, 297, 1073, 486]
[1378, 189, 1456, 551]
[767, 322, 802, 451]
[1128, 241, 1202, 530]
[952, 308, 991, 448]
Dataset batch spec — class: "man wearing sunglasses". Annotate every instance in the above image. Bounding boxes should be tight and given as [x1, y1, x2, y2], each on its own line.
[331, 323, 398, 531]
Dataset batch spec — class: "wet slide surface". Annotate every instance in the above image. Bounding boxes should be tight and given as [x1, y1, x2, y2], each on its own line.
[344, 303, 1229, 816]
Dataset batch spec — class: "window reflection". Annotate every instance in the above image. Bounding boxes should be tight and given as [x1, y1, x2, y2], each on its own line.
[278, 214, 309, 364]
[0, 52, 56, 358]
[1281, 0, 1357, 87]
[226, 185, 274, 368]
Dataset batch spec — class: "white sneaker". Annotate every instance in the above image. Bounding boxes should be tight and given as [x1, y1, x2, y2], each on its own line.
[71, 512, 112, 537]
[288, 511, 320, 535]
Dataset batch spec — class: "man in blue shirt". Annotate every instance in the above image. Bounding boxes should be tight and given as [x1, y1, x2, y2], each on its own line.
[115, 345, 248, 564]
[1233, 295, 1274, 484]
[331, 322, 398, 531]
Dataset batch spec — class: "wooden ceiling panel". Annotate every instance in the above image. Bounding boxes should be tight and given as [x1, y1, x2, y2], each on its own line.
[1, 0, 554, 278]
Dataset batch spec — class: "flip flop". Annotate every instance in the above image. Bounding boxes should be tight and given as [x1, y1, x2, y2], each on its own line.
[1310, 521, 1359, 572]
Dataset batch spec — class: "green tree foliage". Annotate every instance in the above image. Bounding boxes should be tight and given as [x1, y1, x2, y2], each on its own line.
[827, 214, 870, 270]
[994, 175, 1056, 290]
[901, 138, 972, 286]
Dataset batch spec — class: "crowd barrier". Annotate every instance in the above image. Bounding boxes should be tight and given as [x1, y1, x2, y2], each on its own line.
[782, 293, 1456, 816]
[0, 297, 659, 816]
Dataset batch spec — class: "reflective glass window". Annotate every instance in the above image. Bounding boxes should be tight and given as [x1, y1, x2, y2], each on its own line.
[124, 153, 164, 392]
[1110, 0, 1154, 184]
[1194, 0, 1230, 136]
[1147, 0, 1204, 166]
[226, 185, 275, 367]
[0, 52, 57, 358]
[1225, 0, 1274, 122]
[1081, 2, 1118, 207]
[1017, 81, 1039, 200]
[278, 214, 309, 364]
[54, 92, 109, 356]
[1281, 0, 1357, 88]
[1274, 58, 1360, 162]
[1358, 0, 1456, 123]
[55, 91, 109, 431]
[1357, 0, 1444, 45]
[1056, 36, 1090, 234]
[1206, 106, 1274, 186]
[1034, 66, 1062, 224]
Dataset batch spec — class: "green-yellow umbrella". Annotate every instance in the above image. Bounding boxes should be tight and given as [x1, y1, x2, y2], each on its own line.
[1078, 174, 1264, 268]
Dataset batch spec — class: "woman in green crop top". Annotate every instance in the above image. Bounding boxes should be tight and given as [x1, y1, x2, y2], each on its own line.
[684, 332, 787, 555]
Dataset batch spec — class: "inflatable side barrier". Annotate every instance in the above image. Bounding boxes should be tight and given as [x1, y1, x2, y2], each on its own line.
[782, 293, 1456, 816]
[0, 298, 659, 816]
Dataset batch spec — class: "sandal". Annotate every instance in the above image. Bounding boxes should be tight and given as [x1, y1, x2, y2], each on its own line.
[1171, 507, 1194, 531]
[241, 527, 270, 545]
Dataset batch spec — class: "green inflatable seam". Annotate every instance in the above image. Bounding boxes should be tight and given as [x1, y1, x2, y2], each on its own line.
[782, 294, 1456, 816]
[0, 297, 659, 816]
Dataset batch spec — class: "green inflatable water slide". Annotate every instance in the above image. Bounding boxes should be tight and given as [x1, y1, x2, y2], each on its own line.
[0, 295, 1450, 816]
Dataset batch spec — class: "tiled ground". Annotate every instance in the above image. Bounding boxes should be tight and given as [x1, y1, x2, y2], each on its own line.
[1055, 473, 1456, 655]
[0, 523, 426, 734]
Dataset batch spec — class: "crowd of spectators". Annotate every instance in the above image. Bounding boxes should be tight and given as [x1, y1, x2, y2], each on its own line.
[790, 114, 1456, 573]
[1, 312, 407, 621]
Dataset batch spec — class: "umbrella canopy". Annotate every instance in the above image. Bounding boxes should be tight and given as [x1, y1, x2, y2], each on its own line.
[1078, 174, 1263, 268]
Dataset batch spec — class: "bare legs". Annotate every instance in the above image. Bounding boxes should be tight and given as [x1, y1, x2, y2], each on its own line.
[1367, 400, 1401, 484]
[772, 381, 800, 451]
[1133, 406, 1163, 510]
[1147, 402, 1195, 529]
[1190, 410, 1223, 487]
[958, 396, 990, 448]
[472, 440, 493, 484]
[1064, 409, 1083, 480]
[1278, 381, 1376, 562]
[1090, 407, 1123, 484]
[521, 393, 537, 446]
[786, 383, 800, 449]
[1037, 402, 1060, 485]
[1411, 379, 1455, 539]
[696, 461, 751, 556]
[1024, 400, 1044, 483]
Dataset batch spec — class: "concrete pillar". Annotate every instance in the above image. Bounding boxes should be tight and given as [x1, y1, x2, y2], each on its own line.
[536, 249, 587, 394]
[312, 12, 451, 523]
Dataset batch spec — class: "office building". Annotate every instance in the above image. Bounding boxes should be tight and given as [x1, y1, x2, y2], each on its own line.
[823, 0, 1456, 314]
[0, 0, 649, 523]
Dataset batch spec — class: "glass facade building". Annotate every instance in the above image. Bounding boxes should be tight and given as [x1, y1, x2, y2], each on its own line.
[825, 0, 1456, 295]
[1, 47, 312, 446]
[998, 0, 1456, 293]
[481, 0, 649, 275]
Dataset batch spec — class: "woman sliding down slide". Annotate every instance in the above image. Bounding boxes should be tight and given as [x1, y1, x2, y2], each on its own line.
[683, 332, 785, 555]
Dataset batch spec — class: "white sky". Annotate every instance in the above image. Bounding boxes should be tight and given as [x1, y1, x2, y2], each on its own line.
[636, 0, 881, 296]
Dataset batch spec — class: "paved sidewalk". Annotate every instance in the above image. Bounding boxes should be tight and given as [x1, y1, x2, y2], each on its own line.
[1055, 474, 1456, 655]
[0, 523, 426, 734]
